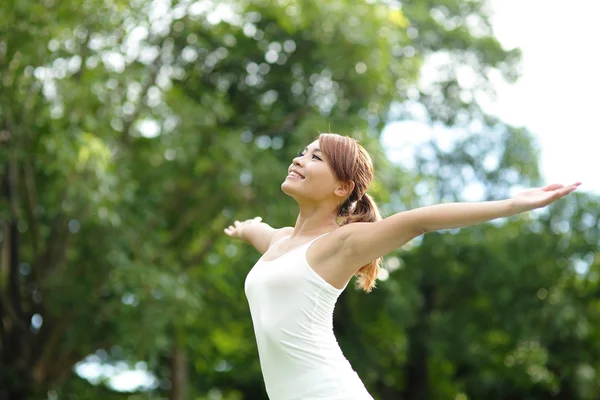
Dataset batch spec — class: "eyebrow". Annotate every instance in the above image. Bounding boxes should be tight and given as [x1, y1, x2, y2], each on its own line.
[303, 147, 321, 153]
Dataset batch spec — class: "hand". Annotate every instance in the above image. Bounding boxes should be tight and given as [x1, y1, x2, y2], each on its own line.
[512, 182, 581, 212]
[224, 217, 263, 241]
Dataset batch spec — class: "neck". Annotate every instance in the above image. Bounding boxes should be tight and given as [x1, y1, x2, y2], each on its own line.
[291, 202, 339, 238]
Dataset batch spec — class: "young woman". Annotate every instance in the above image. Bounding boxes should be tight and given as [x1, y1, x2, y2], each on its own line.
[224, 133, 580, 400]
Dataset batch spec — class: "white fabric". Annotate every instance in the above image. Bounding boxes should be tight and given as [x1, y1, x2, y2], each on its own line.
[244, 233, 374, 400]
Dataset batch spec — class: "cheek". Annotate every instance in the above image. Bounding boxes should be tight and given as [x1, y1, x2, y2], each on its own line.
[314, 170, 337, 190]
[305, 164, 335, 187]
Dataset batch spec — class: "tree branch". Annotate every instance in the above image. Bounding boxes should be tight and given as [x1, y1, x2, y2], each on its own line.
[32, 313, 74, 383]
[4, 162, 24, 323]
[20, 161, 40, 257]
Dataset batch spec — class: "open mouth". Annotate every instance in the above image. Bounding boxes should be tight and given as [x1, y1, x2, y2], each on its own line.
[287, 171, 305, 179]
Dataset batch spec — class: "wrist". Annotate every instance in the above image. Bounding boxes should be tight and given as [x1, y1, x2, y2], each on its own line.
[239, 223, 260, 243]
[505, 197, 526, 215]
[238, 226, 249, 242]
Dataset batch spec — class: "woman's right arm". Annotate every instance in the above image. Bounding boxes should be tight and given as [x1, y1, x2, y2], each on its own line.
[224, 217, 293, 254]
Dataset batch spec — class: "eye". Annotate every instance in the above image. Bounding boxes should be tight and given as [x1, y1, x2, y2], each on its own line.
[296, 151, 322, 161]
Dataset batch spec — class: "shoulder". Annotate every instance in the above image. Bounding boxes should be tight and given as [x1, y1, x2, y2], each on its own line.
[305, 227, 357, 286]
[306, 227, 352, 263]
[336, 215, 423, 268]
[268, 227, 294, 248]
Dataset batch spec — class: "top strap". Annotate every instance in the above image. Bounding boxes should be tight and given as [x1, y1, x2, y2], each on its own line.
[305, 232, 332, 247]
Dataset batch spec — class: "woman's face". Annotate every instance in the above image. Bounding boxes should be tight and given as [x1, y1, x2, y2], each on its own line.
[281, 140, 342, 203]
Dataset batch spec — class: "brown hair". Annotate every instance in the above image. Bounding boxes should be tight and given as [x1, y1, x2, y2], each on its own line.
[318, 133, 382, 293]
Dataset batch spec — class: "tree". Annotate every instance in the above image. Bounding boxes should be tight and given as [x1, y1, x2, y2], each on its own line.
[2, 0, 597, 399]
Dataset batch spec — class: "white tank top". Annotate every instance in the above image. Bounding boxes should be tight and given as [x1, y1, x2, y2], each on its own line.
[244, 233, 374, 400]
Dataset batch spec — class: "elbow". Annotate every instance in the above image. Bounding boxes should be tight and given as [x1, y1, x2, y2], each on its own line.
[406, 226, 426, 242]
[414, 225, 428, 235]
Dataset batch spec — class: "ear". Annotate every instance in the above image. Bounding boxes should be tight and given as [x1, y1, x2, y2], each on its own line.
[334, 180, 355, 199]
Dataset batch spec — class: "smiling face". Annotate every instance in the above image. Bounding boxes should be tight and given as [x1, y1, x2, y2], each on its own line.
[281, 140, 349, 205]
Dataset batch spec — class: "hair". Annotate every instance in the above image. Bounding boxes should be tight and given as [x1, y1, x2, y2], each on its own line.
[318, 133, 383, 293]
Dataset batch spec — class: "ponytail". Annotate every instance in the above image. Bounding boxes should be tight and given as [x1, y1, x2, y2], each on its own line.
[338, 192, 382, 293]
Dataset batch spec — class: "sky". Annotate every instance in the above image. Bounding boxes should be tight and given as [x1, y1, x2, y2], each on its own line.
[77, 0, 600, 392]
[384, 0, 599, 196]
[488, 0, 598, 193]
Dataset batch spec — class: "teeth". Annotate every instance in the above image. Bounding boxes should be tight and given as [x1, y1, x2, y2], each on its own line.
[289, 172, 303, 179]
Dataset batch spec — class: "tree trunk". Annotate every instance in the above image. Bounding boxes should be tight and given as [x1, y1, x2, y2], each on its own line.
[403, 284, 433, 400]
[170, 336, 188, 400]
[0, 164, 33, 400]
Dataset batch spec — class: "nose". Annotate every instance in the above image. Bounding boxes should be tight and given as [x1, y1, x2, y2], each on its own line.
[292, 155, 304, 167]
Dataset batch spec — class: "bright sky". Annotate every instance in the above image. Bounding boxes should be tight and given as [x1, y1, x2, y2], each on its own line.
[77, 0, 600, 392]
[383, 0, 599, 196]
[488, 0, 599, 194]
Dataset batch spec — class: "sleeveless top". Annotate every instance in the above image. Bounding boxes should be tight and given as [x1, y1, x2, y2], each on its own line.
[244, 233, 374, 400]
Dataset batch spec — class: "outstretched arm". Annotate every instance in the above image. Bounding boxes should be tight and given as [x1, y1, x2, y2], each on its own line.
[409, 182, 581, 232]
[342, 182, 581, 269]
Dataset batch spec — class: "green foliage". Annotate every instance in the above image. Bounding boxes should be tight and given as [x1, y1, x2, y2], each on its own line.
[1, 0, 598, 399]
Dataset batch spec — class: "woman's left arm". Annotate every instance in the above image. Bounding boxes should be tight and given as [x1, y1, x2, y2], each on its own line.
[341, 182, 581, 269]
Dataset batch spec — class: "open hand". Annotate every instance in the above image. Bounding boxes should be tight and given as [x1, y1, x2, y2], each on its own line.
[224, 216, 262, 240]
[512, 182, 581, 212]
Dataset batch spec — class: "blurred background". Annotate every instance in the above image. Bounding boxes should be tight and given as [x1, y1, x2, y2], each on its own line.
[1, 0, 599, 399]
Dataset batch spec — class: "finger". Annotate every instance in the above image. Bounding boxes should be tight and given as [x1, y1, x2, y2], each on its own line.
[554, 185, 579, 198]
[234, 220, 241, 227]
[254, 217, 262, 222]
[544, 183, 564, 191]
[562, 185, 580, 195]
[563, 182, 581, 191]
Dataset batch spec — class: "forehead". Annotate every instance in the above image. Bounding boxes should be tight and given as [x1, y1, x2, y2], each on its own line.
[304, 140, 320, 151]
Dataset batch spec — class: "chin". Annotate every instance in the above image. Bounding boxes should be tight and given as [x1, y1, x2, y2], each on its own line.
[281, 180, 294, 194]
[281, 181, 302, 200]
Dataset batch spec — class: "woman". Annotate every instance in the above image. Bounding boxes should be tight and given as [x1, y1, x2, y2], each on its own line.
[224, 133, 580, 400]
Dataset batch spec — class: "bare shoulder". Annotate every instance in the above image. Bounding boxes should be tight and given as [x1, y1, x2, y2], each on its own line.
[306, 227, 351, 264]
[305, 227, 355, 290]
[307, 219, 422, 288]
[339, 215, 423, 268]
[244, 223, 294, 255]
[268, 227, 294, 248]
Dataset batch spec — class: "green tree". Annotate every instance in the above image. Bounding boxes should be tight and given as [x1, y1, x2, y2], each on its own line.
[2, 0, 597, 399]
